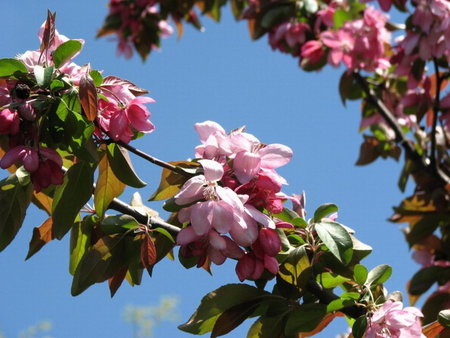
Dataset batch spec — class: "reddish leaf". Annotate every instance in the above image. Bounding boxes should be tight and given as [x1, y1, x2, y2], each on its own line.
[32, 191, 53, 215]
[355, 136, 380, 165]
[102, 76, 149, 96]
[141, 233, 156, 270]
[423, 321, 445, 338]
[40, 10, 56, 53]
[26, 217, 54, 260]
[79, 71, 98, 122]
[108, 265, 128, 297]
[429, 72, 449, 98]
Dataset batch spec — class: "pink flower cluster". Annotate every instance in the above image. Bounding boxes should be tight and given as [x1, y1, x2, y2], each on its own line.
[319, 7, 391, 72]
[0, 21, 156, 192]
[366, 301, 425, 338]
[267, 2, 391, 72]
[105, 1, 173, 59]
[175, 121, 293, 281]
[97, 77, 155, 143]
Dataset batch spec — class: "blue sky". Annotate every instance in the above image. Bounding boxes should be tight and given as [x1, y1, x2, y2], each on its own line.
[0, 1, 418, 337]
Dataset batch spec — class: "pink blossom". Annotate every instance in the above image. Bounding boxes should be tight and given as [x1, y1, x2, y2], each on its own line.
[301, 40, 325, 66]
[194, 121, 228, 159]
[269, 22, 310, 55]
[366, 301, 425, 338]
[0, 108, 20, 135]
[0, 146, 64, 192]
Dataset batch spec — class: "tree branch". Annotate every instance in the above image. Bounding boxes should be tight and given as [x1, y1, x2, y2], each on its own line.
[352, 71, 450, 186]
[108, 197, 181, 236]
[116, 140, 195, 178]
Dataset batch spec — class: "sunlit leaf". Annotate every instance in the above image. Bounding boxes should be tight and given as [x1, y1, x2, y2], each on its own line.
[149, 161, 200, 201]
[52, 40, 83, 68]
[52, 161, 93, 240]
[94, 153, 126, 219]
[26, 217, 54, 260]
[100, 214, 140, 235]
[278, 245, 311, 291]
[69, 216, 93, 275]
[79, 70, 98, 121]
[34, 65, 54, 89]
[315, 221, 353, 265]
[32, 191, 53, 215]
[366, 264, 392, 287]
[354, 264, 368, 285]
[316, 272, 350, 289]
[313, 203, 338, 223]
[0, 58, 28, 79]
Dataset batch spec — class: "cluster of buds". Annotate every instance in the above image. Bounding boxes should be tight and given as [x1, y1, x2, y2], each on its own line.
[175, 121, 293, 281]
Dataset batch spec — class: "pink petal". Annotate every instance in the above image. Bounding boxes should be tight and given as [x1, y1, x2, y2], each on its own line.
[258, 144, 293, 169]
[191, 202, 213, 235]
[199, 159, 224, 182]
[175, 176, 206, 205]
[195, 121, 226, 142]
[176, 226, 200, 245]
[208, 230, 227, 250]
[211, 201, 234, 233]
[234, 151, 261, 183]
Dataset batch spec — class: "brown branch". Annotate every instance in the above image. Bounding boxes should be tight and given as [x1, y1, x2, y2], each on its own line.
[352, 71, 450, 186]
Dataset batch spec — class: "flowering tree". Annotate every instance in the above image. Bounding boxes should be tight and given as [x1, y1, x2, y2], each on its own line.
[3, 0, 450, 337]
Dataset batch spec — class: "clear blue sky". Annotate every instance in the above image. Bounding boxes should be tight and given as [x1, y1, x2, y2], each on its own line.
[0, 1, 418, 337]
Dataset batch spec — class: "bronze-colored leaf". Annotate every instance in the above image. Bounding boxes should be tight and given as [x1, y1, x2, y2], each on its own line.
[422, 321, 445, 338]
[141, 233, 156, 271]
[79, 71, 98, 122]
[108, 265, 128, 298]
[299, 312, 344, 338]
[26, 217, 54, 260]
[355, 136, 380, 166]
[40, 10, 56, 53]
[32, 191, 53, 215]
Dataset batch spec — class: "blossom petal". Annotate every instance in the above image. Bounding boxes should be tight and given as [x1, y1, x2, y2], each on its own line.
[234, 151, 261, 183]
[199, 159, 223, 182]
[258, 144, 293, 169]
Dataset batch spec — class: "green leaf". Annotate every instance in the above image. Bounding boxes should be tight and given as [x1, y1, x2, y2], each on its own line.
[272, 207, 300, 223]
[247, 315, 285, 338]
[339, 71, 354, 106]
[94, 153, 126, 219]
[0, 58, 28, 78]
[313, 203, 339, 223]
[409, 265, 450, 296]
[366, 264, 392, 287]
[107, 143, 146, 188]
[326, 298, 356, 312]
[148, 160, 200, 201]
[52, 40, 83, 68]
[178, 284, 270, 335]
[71, 234, 128, 296]
[316, 272, 350, 289]
[34, 65, 54, 89]
[284, 303, 327, 335]
[52, 161, 93, 240]
[0, 175, 33, 252]
[278, 245, 311, 291]
[69, 216, 94, 275]
[352, 315, 368, 338]
[100, 214, 139, 235]
[89, 69, 103, 87]
[354, 264, 368, 285]
[439, 310, 450, 328]
[315, 221, 353, 265]
[333, 9, 352, 29]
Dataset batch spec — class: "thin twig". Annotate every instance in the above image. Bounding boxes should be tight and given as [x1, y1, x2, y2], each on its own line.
[116, 140, 194, 178]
